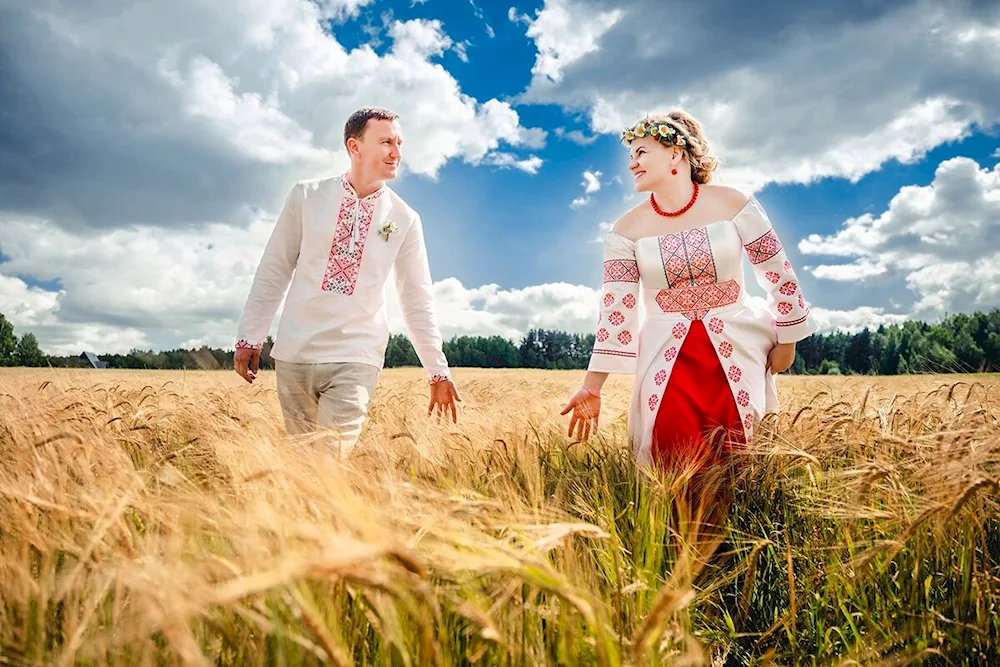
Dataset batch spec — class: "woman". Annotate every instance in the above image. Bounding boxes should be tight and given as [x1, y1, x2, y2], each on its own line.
[562, 109, 816, 473]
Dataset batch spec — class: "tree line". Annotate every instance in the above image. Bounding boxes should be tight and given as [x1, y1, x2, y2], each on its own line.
[3, 308, 1000, 374]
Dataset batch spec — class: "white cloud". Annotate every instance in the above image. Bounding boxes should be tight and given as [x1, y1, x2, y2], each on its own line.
[388, 18, 453, 59]
[569, 169, 602, 208]
[554, 127, 598, 145]
[0, 213, 279, 355]
[521, 0, 623, 83]
[0, 211, 602, 354]
[453, 40, 471, 63]
[508, 6, 531, 25]
[516, 0, 1000, 191]
[800, 156, 1000, 317]
[0, 0, 544, 229]
[810, 307, 910, 335]
[481, 152, 544, 174]
[385, 277, 599, 341]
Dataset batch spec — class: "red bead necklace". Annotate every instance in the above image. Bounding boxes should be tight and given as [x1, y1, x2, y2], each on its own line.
[649, 181, 699, 217]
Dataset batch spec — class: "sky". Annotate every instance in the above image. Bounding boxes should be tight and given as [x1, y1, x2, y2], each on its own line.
[1, 0, 999, 355]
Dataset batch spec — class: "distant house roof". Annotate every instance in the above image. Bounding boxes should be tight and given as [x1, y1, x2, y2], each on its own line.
[80, 351, 108, 369]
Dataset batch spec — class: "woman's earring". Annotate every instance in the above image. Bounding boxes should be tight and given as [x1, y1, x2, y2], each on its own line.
[671, 168, 678, 175]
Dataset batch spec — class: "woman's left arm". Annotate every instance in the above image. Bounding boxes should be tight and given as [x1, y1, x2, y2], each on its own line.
[734, 197, 818, 371]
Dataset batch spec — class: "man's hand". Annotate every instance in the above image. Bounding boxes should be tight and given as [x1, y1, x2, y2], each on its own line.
[234, 347, 261, 383]
[428, 379, 462, 423]
[766, 342, 796, 375]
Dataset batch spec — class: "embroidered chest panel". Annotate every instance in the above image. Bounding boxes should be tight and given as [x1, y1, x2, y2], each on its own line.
[321, 190, 381, 295]
[659, 228, 718, 289]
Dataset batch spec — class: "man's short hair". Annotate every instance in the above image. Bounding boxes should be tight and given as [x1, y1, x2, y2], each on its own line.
[344, 107, 399, 148]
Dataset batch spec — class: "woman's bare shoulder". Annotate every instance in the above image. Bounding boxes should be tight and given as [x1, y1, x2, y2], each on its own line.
[702, 184, 750, 217]
[610, 201, 648, 240]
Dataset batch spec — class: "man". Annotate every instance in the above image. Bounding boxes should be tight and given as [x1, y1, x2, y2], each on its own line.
[233, 107, 461, 455]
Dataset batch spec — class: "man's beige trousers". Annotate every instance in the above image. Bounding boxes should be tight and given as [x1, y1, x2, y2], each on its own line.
[274, 360, 380, 457]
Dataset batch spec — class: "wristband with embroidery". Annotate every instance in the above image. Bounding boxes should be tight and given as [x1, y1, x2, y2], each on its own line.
[235, 338, 262, 350]
[429, 373, 450, 385]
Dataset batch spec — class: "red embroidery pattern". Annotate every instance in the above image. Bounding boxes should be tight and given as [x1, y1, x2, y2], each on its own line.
[603, 293, 615, 307]
[235, 338, 261, 350]
[604, 259, 640, 283]
[777, 302, 793, 315]
[718, 341, 733, 358]
[617, 330, 633, 346]
[322, 184, 384, 294]
[596, 328, 609, 342]
[779, 281, 798, 296]
[778, 312, 811, 327]
[622, 293, 637, 309]
[608, 311, 625, 326]
[737, 389, 750, 408]
[765, 271, 780, 284]
[784, 260, 793, 273]
[744, 412, 754, 432]
[672, 323, 688, 339]
[744, 229, 782, 265]
[664, 347, 678, 362]
[649, 394, 660, 412]
[655, 369, 667, 385]
[798, 294, 806, 309]
[429, 374, 449, 384]
[659, 228, 717, 288]
[708, 317, 724, 334]
[728, 365, 742, 383]
[655, 280, 741, 320]
[593, 348, 636, 358]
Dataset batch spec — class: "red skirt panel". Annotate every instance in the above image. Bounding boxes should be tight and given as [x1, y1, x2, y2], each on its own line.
[651, 319, 746, 471]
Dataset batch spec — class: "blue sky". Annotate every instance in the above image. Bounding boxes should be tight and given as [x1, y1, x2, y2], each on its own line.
[0, 0, 998, 354]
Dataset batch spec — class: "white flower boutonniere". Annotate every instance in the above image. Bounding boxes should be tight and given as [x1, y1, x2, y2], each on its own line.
[379, 219, 399, 241]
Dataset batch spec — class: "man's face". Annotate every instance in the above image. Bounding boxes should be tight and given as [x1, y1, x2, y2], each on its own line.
[352, 118, 402, 181]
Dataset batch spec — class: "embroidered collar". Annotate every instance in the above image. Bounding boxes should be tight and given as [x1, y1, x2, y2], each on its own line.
[341, 174, 385, 201]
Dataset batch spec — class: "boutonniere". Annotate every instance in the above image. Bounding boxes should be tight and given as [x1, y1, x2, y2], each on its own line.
[379, 219, 399, 241]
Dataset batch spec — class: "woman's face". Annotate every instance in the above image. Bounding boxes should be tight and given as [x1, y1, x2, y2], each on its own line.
[627, 136, 677, 192]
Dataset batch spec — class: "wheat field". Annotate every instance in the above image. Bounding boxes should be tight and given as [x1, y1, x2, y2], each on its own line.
[1, 367, 998, 666]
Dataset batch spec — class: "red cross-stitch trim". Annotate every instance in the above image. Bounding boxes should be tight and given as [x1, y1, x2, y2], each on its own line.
[592, 348, 637, 358]
[603, 259, 640, 283]
[744, 229, 783, 265]
[655, 280, 741, 320]
[659, 228, 718, 288]
[321, 181, 384, 295]
[777, 311, 811, 327]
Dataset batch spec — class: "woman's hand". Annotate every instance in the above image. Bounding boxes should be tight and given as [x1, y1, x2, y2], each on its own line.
[561, 387, 601, 441]
[766, 342, 796, 375]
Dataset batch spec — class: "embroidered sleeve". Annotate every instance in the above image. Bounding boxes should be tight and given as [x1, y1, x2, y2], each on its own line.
[234, 183, 303, 349]
[587, 233, 640, 374]
[735, 197, 817, 344]
[392, 212, 451, 381]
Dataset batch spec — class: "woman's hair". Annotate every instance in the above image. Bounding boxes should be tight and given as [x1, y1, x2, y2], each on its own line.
[645, 109, 719, 184]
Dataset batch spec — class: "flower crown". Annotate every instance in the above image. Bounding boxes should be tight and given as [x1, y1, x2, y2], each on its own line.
[621, 118, 688, 147]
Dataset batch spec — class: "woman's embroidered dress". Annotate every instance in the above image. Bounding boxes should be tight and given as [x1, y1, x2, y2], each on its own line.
[588, 196, 817, 468]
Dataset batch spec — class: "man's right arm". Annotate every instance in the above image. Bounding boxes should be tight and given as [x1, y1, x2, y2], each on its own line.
[233, 183, 303, 378]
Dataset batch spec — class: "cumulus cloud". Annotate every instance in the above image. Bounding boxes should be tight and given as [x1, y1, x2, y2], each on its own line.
[0, 0, 543, 230]
[0, 211, 601, 354]
[800, 156, 1000, 317]
[515, 0, 1000, 192]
